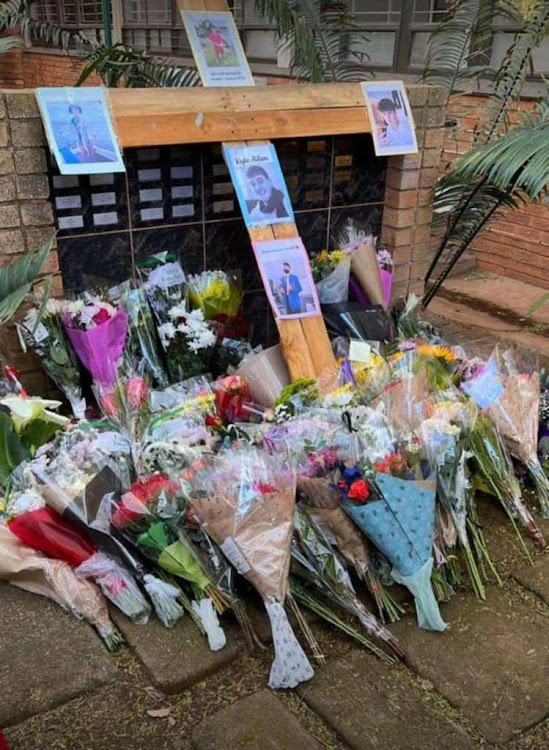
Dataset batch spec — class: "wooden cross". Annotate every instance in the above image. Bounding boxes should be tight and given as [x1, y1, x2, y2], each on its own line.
[175, 0, 335, 381]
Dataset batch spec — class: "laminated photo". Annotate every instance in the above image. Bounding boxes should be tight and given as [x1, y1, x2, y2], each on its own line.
[361, 81, 418, 157]
[252, 237, 321, 320]
[36, 87, 125, 175]
[224, 143, 294, 227]
[182, 10, 254, 87]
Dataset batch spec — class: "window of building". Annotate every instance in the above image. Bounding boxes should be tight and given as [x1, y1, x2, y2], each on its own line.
[31, 0, 548, 77]
[32, 0, 104, 41]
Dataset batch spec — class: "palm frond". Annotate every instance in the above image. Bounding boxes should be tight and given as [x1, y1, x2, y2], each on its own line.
[478, 3, 549, 142]
[0, 235, 54, 326]
[423, 186, 519, 306]
[76, 42, 201, 88]
[454, 114, 549, 197]
[420, 0, 520, 95]
[0, 35, 22, 55]
[253, 0, 370, 82]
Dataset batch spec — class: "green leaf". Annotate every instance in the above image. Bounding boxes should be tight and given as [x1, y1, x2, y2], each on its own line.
[20, 418, 62, 452]
[527, 292, 549, 315]
[0, 234, 54, 325]
[0, 411, 30, 484]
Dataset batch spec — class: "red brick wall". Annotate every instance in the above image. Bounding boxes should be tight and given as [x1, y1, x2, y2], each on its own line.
[0, 48, 101, 89]
[445, 94, 549, 287]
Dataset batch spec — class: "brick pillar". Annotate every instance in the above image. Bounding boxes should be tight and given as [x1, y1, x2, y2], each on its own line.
[0, 89, 59, 394]
[0, 47, 24, 88]
[381, 84, 447, 304]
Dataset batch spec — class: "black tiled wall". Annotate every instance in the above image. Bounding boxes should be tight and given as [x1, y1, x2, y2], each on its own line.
[53, 134, 385, 342]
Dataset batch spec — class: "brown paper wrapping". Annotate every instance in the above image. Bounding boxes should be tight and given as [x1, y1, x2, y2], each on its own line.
[297, 475, 369, 574]
[191, 484, 295, 603]
[351, 243, 386, 309]
[488, 373, 539, 464]
[234, 345, 291, 407]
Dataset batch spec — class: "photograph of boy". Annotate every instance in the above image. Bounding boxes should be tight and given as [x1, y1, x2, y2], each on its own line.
[245, 165, 290, 222]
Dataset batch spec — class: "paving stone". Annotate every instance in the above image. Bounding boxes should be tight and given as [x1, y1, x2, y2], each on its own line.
[514, 554, 549, 604]
[112, 608, 244, 694]
[5, 92, 40, 119]
[192, 690, 322, 750]
[391, 587, 549, 744]
[13, 147, 47, 175]
[299, 651, 473, 750]
[0, 584, 118, 727]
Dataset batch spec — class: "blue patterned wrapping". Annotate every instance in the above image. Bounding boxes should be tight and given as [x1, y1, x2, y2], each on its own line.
[344, 474, 447, 631]
[344, 474, 437, 577]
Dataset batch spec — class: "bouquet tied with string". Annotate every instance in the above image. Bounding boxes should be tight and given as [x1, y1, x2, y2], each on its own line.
[189, 445, 314, 689]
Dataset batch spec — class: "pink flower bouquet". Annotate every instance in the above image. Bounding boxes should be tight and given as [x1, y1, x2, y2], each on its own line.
[63, 298, 128, 390]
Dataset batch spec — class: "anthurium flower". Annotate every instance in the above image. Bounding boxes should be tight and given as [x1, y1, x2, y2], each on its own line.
[0, 395, 69, 432]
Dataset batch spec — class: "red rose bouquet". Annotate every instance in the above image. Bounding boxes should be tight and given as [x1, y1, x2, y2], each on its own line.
[8, 505, 150, 623]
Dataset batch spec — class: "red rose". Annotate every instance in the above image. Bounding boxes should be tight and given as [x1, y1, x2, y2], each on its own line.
[126, 377, 148, 410]
[205, 414, 223, 429]
[92, 307, 111, 326]
[212, 313, 249, 340]
[347, 479, 370, 503]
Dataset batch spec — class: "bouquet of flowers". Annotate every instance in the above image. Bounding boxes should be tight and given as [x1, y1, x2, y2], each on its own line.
[111, 474, 228, 646]
[336, 449, 448, 631]
[291, 507, 404, 661]
[17, 300, 86, 419]
[137, 252, 187, 328]
[0, 522, 122, 650]
[310, 249, 351, 304]
[189, 446, 314, 688]
[157, 303, 216, 383]
[418, 398, 487, 599]
[7, 502, 151, 623]
[63, 298, 127, 391]
[109, 282, 168, 388]
[377, 247, 393, 309]
[295, 431, 403, 623]
[96, 371, 151, 476]
[470, 416, 546, 552]
[187, 270, 241, 320]
[485, 349, 549, 518]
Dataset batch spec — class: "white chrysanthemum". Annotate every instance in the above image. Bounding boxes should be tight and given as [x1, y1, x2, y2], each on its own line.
[158, 322, 177, 345]
[169, 301, 188, 320]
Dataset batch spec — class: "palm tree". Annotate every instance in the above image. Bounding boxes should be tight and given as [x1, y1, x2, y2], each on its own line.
[420, 0, 549, 307]
[252, 0, 371, 81]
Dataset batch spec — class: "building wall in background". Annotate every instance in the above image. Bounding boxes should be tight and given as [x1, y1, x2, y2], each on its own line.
[444, 94, 549, 287]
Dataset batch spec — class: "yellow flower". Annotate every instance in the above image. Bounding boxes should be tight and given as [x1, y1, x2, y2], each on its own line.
[328, 250, 347, 265]
[417, 344, 456, 363]
[316, 250, 329, 263]
[389, 351, 405, 365]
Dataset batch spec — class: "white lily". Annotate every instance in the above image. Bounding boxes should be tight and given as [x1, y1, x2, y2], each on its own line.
[0, 395, 69, 432]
